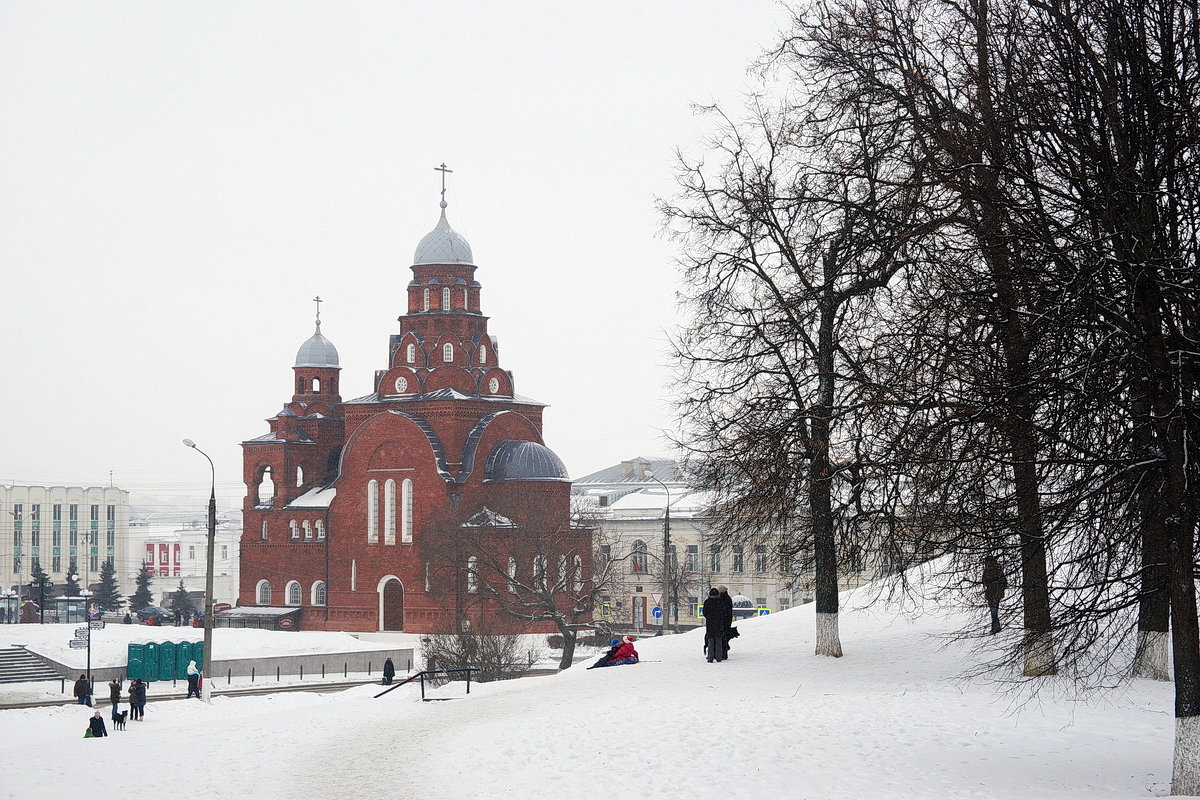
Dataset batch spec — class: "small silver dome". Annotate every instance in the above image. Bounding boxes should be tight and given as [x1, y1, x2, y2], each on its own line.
[413, 202, 474, 266]
[484, 440, 569, 482]
[294, 319, 340, 368]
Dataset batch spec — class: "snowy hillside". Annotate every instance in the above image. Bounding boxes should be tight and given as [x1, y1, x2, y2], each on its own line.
[0, 578, 1175, 800]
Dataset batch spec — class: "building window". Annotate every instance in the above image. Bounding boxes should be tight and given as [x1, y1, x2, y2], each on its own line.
[312, 581, 326, 606]
[367, 480, 379, 543]
[780, 597, 790, 610]
[261, 520, 269, 541]
[710, 545, 721, 573]
[442, 286, 451, 310]
[573, 555, 583, 592]
[401, 478, 413, 543]
[443, 342, 454, 363]
[424, 562, 431, 592]
[296, 466, 304, 488]
[256, 580, 272, 605]
[221, 545, 227, 560]
[508, 557, 518, 593]
[754, 545, 767, 573]
[52, 552, 61, 572]
[303, 521, 313, 541]
[467, 555, 478, 594]
[257, 467, 275, 507]
[30, 504, 39, 547]
[286, 580, 301, 605]
[732, 545, 744, 573]
[406, 343, 416, 363]
[384, 479, 397, 545]
[686, 545, 699, 572]
[558, 554, 568, 590]
[631, 540, 648, 574]
[423, 287, 430, 311]
[351, 559, 357, 591]
[755, 597, 767, 608]
[316, 520, 325, 541]
[479, 343, 487, 364]
[289, 520, 299, 541]
[689, 597, 700, 617]
[188, 546, 195, 560]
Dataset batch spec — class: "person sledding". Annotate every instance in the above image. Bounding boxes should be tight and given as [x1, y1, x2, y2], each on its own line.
[588, 635, 639, 668]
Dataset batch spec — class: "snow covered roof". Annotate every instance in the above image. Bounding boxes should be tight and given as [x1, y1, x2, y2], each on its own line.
[573, 457, 684, 485]
[286, 486, 336, 509]
[461, 507, 517, 528]
[413, 201, 474, 265]
[294, 320, 340, 368]
[214, 606, 299, 619]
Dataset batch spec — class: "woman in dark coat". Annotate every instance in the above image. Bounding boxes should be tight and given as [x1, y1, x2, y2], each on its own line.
[703, 588, 729, 662]
[108, 678, 122, 711]
[87, 711, 108, 737]
[128, 679, 146, 721]
[983, 556, 1007, 634]
[382, 657, 396, 685]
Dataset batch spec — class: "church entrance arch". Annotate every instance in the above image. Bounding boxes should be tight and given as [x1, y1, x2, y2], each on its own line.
[378, 576, 404, 631]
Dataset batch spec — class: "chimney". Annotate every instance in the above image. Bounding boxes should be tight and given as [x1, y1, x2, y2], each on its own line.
[621, 460, 635, 478]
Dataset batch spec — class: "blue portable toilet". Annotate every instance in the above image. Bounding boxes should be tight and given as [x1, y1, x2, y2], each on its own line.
[127, 643, 145, 681]
[143, 642, 159, 682]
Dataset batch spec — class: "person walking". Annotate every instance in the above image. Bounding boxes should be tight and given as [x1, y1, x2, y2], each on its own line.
[86, 711, 107, 738]
[186, 660, 201, 699]
[983, 556, 1007, 634]
[703, 588, 730, 662]
[382, 657, 396, 685]
[128, 679, 146, 721]
[73, 674, 93, 706]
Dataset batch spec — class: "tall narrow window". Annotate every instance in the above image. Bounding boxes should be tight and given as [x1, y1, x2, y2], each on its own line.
[443, 343, 454, 363]
[558, 555, 568, 589]
[351, 559, 357, 591]
[423, 287, 430, 311]
[710, 545, 721, 573]
[732, 545, 744, 573]
[316, 520, 325, 540]
[479, 344, 487, 364]
[312, 581, 327, 606]
[256, 580, 272, 605]
[384, 479, 396, 545]
[296, 466, 304, 487]
[258, 467, 275, 507]
[424, 562, 431, 592]
[303, 521, 313, 541]
[286, 581, 301, 605]
[406, 343, 416, 363]
[507, 557, 518, 593]
[401, 478, 413, 543]
[289, 520, 299, 541]
[631, 540, 648, 573]
[467, 556, 478, 594]
[534, 555, 547, 591]
[261, 520, 269, 541]
[442, 286, 451, 310]
[366, 480, 379, 543]
[572, 555, 583, 592]
[754, 545, 767, 573]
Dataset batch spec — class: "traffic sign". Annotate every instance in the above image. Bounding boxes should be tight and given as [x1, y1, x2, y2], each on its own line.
[651, 606, 662, 619]
[651, 592, 663, 605]
[74, 628, 88, 638]
[757, 608, 771, 616]
[68, 639, 88, 649]
[89, 620, 104, 630]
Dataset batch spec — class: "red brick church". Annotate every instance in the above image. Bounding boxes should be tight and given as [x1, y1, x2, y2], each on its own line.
[237, 179, 582, 633]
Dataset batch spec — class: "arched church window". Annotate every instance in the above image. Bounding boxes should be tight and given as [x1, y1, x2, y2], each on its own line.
[462, 287, 469, 311]
[401, 478, 413, 543]
[467, 555, 479, 594]
[558, 554, 568, 589]
[313, 377, 322, 393]
[573, 555, 583, 592]
[316, 520, 325, 540]
[367, 480, 379, 543]
[296, 375, 304, 394]
[507, 556, 518, 593]
[384, 479, 396, 545]
[424, 562, 431, 592]
[289, 520, 299, 541]
[286, 580, 301, 606]
[296, 465, 304, 488]
[256, 467, 275, 508]
[303, 521, 312, 541]
[442, 286, 451, 310]
[406, 343, 416, 364]
[423, 287, 430, 311]
[479, 344, 487, 364]
[312, 581, 326, 606]
[534, 555, 547, 591]
[443, 343, 454, 363]
[256, 580, 272, 605]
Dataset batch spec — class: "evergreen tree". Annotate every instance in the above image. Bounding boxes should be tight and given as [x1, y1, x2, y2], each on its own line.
[93, 558, 123, 611]
[169, 579, 196, 619]
[63, 558, 80, 597]
[27, 559, 53, 622]
[129, 562, 154, 610]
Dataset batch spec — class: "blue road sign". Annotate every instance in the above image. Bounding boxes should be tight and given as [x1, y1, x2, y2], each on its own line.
[651, 606, 662, 619]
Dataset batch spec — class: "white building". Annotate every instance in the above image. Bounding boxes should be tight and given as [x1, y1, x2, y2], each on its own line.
[130, 520, 242, 608]
[0, 484, 133, 606]
[573, 458, 870, 633]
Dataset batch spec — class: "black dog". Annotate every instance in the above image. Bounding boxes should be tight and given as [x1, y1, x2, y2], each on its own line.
[113, 710, 127, 730]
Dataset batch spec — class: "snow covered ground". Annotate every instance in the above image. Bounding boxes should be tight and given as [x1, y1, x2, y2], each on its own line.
[0, 580, 1177, 800]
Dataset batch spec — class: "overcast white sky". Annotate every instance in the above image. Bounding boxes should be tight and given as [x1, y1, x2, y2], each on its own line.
[0, 2, 789, 514]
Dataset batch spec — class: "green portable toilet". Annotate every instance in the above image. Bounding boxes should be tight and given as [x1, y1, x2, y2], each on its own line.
[143, 642, 159, 682]
[191, 641, 204, 672]
[159, 641, 177, 680]
[127, 643, 145, 681]
[176, 641, 193, 680]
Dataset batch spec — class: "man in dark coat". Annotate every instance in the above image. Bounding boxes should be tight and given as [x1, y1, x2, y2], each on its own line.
[983, 556, 1007, 634]
[73, 674, 92, 706]
[87, 711, 107, 738]
[703, 588, 730, 662]
[128, 679, 146, 721]
[382, 657, 396, 685]
[717, 585, 736, 655]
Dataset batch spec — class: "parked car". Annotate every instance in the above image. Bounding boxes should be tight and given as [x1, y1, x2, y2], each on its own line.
[136, 606, 174, 624]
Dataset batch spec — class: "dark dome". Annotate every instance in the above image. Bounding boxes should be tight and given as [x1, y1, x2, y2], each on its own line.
[484, 440, 569, 482]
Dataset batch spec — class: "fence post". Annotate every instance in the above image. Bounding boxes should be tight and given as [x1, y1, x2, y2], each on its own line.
[300, 665, 304, 680]
[419, 673, 425, 700]
[227, 668, 231, 685]
[466, 668, 472, 695]
[251, 666, 255, 683]
[321, 664, 325, 679]
[344, 662, 347, 678]
[277, 666, 280, 681]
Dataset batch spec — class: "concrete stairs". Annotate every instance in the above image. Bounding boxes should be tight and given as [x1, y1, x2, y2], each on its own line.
[0, 646, 62, 683]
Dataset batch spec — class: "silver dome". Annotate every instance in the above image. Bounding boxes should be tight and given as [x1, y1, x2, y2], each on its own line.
[484, 440, 569, 482]
[294, 320, 340, 368]
[413, 202, 474, 266]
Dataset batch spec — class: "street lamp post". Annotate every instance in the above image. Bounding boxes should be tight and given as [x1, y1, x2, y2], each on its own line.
[643, 470, 672, 634]
[183, 438, 216, 703]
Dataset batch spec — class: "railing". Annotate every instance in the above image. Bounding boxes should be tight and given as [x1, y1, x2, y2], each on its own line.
[374, 668, 478, 700]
